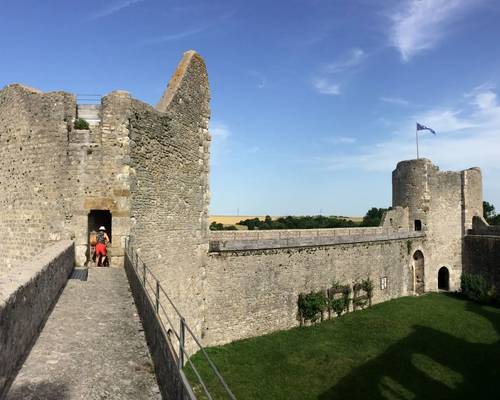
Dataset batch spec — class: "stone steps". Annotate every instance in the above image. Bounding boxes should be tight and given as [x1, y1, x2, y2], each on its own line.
[77, 104, 101, 125]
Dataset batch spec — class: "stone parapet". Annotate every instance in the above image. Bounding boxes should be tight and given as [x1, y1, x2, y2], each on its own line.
[0, 241, 74, 398]
[209, 229, 423, 252]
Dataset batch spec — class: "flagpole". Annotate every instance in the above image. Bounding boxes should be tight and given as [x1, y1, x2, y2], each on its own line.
[416, 124, 419, 159]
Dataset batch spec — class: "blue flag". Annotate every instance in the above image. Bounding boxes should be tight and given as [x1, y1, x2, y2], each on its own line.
[416, 122, 436, 135]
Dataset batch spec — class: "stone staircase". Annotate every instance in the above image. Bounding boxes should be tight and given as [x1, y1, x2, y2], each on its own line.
[77, 104, 101, 125]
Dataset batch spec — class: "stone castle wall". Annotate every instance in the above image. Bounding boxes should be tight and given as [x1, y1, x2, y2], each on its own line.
[204, 234, 425, 346]
[127, 51, 210, 335]
[463, 217, 500, 292]
[0, 85, 76, 273]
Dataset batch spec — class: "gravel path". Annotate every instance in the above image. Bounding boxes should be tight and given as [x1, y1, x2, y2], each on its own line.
[6, 268, 161, 400]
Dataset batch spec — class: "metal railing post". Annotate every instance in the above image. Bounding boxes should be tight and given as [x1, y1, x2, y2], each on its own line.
[179, 317, 185, 368]
[155, 280, 160, 313]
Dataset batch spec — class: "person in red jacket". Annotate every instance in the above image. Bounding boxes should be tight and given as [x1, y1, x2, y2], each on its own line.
[95, 226, 110, 267]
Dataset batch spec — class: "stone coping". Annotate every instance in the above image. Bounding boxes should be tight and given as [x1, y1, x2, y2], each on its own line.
[209, 231, 425, 252]
[0, 241, 73, 303]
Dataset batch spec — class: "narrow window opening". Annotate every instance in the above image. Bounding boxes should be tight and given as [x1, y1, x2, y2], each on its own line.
[414, 219, 422, 231]
[380, 277, 388, 290]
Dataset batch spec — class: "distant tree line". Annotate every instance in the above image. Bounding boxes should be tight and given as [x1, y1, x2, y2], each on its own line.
[209, 222, 238, 231]
[210, 207, 391, 231]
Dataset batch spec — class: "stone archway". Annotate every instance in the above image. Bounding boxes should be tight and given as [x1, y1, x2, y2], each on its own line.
[413, 250, 425, 295]
[438, 266, 449, 291]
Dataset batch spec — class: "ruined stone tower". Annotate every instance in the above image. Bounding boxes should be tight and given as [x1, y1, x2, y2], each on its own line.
[0, 50, 211, 335]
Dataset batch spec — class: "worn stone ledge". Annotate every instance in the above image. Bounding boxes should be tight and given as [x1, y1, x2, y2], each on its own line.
[0, 241, 74, 399]
[209, 231, 425, 252]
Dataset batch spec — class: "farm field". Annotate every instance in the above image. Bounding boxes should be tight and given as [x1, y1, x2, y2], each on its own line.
[209, 215, 364, 226]
[187, 293, 500, 400]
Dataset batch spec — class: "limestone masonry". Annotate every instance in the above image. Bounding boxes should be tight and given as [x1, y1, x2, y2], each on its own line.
[0, 50, 494, 350]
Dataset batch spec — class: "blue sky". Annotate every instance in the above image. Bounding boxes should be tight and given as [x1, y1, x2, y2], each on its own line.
[1, 0, 500, 216]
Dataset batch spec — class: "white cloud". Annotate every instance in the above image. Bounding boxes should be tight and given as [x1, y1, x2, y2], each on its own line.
[318, 86, 500, 173]
[90, 0, 143, 20]
[380, 97, 410, 106]
[389, 0, 476, 61]
[312, 78, 340, 95]
[326, 48, 366, 73]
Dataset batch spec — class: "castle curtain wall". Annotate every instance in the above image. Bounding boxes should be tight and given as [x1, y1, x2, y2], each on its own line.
[204, 236, 425, 346]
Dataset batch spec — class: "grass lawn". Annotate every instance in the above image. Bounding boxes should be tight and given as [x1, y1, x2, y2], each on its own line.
[187, 293, 500, 399]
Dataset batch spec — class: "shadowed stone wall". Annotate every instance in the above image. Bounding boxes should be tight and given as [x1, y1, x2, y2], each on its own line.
[464, 217, 500, 292]
[0, 241, 74, 398]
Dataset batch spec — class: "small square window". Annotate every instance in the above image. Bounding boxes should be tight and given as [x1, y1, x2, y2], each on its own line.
[380, 277, 388, 290]
[414, 219, 422, 231]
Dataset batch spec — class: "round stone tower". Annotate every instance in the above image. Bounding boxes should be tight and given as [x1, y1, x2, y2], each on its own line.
[392, 158, 483, 292]
[392, 158, 436, 232]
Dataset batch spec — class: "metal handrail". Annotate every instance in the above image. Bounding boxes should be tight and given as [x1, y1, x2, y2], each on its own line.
[125, 238, 236, 400]
[76, 94, 102, 105]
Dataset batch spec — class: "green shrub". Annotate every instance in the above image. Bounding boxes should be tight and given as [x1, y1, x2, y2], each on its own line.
[74, 118, 89, 130]
[298, 291, 328, 323]
[328, 282, 351, 317]
[361, 278, 374, 299]
[461, 272, 497, 304]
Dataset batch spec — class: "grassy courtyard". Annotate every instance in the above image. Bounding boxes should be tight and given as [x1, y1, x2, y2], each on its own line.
[188, 293, 500, 399]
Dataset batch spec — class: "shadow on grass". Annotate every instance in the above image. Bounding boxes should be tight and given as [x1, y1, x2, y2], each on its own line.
[319, 296, 500, 400]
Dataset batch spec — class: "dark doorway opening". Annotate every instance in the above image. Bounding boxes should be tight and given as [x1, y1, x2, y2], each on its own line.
[414, 220, 422, 231]
[87, 210, 112, 265]
[438, 266, 449, 291]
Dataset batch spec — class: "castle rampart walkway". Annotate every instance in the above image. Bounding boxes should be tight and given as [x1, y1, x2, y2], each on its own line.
[6, 268, 161, 400]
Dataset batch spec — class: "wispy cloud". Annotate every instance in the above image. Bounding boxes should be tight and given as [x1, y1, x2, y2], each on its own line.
[312, 48, 367, 96]
[325, 136, 357, 145]
[380, 96, 410, 106]
[317, 85, 500, 172]
[389, 0, 477, 61]
[312, 78, 340, 95]
[143, 25, 210, 44]
[90, 0, 143, 20]
[325, 48, 366, 73]
[141, 11, 234, 45]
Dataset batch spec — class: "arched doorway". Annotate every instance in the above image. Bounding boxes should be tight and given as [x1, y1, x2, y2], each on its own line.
[413, 250, 425, 295]
[438, 267, 449, 291]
